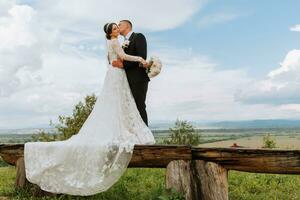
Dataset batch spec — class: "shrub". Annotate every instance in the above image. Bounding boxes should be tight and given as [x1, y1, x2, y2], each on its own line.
[163, 119, 201, 146]
[32, 94, 97, 142]
[262, 133, 276, 149]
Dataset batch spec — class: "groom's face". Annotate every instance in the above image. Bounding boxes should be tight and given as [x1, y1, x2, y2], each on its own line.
[118, 21, 130, 36]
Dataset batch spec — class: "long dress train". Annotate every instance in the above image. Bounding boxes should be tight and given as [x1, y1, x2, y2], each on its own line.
[24, 38, 155, 196]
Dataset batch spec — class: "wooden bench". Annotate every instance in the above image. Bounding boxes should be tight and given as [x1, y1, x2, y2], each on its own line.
[1, 144, 300, 200]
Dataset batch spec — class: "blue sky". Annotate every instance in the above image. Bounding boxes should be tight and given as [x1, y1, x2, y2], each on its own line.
[151, 1, 300, 76]
[1, 0, 300, 128]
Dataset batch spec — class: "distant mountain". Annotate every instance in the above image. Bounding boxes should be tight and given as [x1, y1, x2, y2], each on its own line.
[2, 119, 300, 134]
[0, 127, 56, 135]
[149, 121, 174, 130]
[209, 119, 300, 129]
[150, 119, 300, 129]
[149, 120, 218, 130]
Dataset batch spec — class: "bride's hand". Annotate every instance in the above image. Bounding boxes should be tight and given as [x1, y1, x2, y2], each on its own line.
[112, 59, 123, 68]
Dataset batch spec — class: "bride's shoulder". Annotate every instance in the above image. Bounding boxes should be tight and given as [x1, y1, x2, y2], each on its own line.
[108, 38, 119, 45]
[110, 38, 118, 42]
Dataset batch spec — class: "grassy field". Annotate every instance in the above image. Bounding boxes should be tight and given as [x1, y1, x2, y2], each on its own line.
[199, 135, 300, 149]
[0, 167, 181, 200]
[1, 130, 300, 199]
[0, 166, 300, 200]
[229, 171, 300, 200]
[0, 167, 15, 198]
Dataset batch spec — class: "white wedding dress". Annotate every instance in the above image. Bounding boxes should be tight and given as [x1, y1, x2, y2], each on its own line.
[24, 38, 155, 196]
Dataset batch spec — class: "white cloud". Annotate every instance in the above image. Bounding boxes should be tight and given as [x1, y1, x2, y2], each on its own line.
[236, 26, 300, 106]
[290, 24, 300, 32]
[146, 47, 300, 122]
[34, 0, 204, 32]
[2, 0, 299, 129]
[0, 0, 207, 128]
[0, 49, 108, 128]
[235, 49, 300, 105]
[198, 12, 240, 29]
[0, 0, 15, 16]
[268, 49, 300, 80]
[279, 104, 300, 112]
[0, 4, 43, 97]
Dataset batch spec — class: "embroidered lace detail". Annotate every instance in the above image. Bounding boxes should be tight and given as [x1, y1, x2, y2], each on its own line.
[107, 39, 143, 63]
[24, 39, 155, 196]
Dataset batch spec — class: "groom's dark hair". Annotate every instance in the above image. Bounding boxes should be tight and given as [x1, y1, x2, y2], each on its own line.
[120, 20, 132, 29]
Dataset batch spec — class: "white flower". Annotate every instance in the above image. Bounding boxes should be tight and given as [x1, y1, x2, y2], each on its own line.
[122, 40, 130, 49]
[146, 56, 162, 78]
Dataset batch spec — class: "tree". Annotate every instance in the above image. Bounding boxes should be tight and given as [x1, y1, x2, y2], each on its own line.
[32, 94, 97, 142]
[163, 119, 201, 146]
[31, 129, 58, 142]
[262, 133, 276, 149]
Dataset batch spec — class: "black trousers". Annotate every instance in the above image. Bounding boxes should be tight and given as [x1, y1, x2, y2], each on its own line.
[127, 80, 149, 126]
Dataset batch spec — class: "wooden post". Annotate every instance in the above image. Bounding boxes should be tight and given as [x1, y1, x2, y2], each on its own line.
[2, 144, 300, 199]
[195, 160, 228, 200]
[15, 157, 28, 188]
[166, 160, 228, 200]
[14, 156, 57, 197]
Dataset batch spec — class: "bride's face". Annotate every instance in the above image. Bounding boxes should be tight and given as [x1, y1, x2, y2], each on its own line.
[110, 24, 120, 38]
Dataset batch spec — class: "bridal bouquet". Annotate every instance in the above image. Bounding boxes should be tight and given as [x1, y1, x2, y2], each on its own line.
[146, 56, 162, 78]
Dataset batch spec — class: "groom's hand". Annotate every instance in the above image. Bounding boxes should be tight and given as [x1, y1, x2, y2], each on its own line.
[112, 60, 123, 68]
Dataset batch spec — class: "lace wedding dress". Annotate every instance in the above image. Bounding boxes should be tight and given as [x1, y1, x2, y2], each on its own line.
[24, 38, 155, 196]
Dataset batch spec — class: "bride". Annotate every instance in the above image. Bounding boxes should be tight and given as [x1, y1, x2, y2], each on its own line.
[24, 22, 155, 196]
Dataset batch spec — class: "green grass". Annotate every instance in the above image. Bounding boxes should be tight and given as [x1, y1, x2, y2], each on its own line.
[0, 167, 183, 200]
[0, 167, 15, 196]
[1, 167, 300, 200]
[0, 158, 9, 167]
[229, 171, 300, 200]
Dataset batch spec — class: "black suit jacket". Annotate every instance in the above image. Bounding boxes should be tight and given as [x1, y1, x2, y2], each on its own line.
[123, 32, 150, 82]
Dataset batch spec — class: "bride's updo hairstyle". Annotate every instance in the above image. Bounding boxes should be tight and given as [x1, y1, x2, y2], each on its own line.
[104, 23, 117, 40]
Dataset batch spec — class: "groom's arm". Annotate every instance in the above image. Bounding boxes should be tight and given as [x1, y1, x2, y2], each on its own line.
[123, 33, 147, 69]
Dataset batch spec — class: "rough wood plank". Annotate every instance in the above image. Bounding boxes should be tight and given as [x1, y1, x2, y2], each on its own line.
[166, 160, 228, 200]
[0, 144, 24, 165]
[0, 144, 192, 168]
[13, 156, 60, 198]
[129, 145, 192, 167]
[15, 157, 29, 188]
[192, 147, 300, 174]
[1, 144, 300, 173]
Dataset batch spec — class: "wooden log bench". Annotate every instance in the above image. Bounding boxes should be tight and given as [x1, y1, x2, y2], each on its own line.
[1, 144, 300, 200]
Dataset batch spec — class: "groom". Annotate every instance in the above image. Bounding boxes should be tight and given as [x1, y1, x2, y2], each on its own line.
[112, 20, 150, 126]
